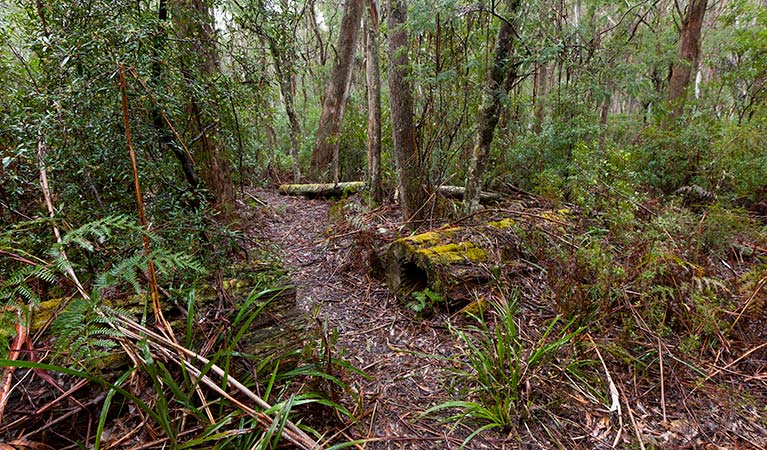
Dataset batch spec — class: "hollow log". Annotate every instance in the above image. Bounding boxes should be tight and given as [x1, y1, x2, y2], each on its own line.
[386, 219, 522, 308]
[278, 181, 365, 198]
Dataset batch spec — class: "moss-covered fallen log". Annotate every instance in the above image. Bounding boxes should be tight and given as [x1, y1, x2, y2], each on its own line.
[29, 263, 309, 368]
[278, 181, 365, 198]
[386, 218, 522, 309]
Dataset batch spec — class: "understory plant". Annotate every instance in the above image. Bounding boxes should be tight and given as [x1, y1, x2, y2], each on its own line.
[424, 291, 582, 447]
[0, 215, 361, 449]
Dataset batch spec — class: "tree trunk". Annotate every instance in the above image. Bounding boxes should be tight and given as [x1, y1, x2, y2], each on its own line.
[533, 62, 547, 134]
[387, 0, 428, 222]
[667, 0, 708, 117]
[309, 0, 365, 181]
[153, 0, 200, 195]
[463, 0, 520, 215]
[278, 72, 302, 182]
[364, 3, 383, 207]
[173, 0, 234, 210]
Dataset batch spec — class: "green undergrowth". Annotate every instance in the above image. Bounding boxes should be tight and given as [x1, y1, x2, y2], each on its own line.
[0, 215, 364, 449]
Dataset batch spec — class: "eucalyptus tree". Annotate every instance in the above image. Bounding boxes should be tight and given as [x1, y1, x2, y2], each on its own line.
[172, 0, 235, 210]
[231, 0, 305, 182]
[668, 0, 709, 117]
[463, 0, 522, 214]
[387, 0, 429, 221]
[309, 0, 365, 181]
[364, 1, 383, 206]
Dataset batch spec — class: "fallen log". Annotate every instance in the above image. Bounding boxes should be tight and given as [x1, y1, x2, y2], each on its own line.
[386, 218, 523, 309]
[278, 181, 365, 198]
[279, 182, 503, 203]
[30, 263, 309, 368]
[435, 185, 502, 203]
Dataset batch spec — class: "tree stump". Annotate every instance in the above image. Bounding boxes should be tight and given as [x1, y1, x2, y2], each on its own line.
[385, 219, 521, 308]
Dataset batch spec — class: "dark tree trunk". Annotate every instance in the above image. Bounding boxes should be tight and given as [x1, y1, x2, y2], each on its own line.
[667, 0, 708, 117]
[309, 0, 365, 181]
[387, 0, 428, 222]
[173, 0, 234, 210]
[364, 4, 383, 206]
[463, 0, 521, 214]
[153, 0, 199, 193]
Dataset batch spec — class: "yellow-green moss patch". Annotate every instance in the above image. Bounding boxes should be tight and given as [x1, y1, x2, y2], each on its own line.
[488, 218, 516, 229]
[417, 242, 487, 265]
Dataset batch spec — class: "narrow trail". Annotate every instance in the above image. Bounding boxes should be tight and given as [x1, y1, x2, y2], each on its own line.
[252, 188, 491, 449]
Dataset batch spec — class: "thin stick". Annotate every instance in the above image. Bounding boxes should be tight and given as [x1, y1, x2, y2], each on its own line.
[37, 136, 89, 299]
[118, 63, 166, 331]
[126, 66, 195, 166]
[110, 316, 320, 449]
[658, 337, 667, 423]
[119, 65, 215, 425]
[587, 334, 623, 447]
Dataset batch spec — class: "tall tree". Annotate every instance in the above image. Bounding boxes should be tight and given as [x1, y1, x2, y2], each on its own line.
[365, 2, 383, 206]
[387, 0, 428, 221]
[173, 0, 234, 210]
[667, 0, 708, 116]
[463, 0, 521, 214]
[309, 0, 365, 180]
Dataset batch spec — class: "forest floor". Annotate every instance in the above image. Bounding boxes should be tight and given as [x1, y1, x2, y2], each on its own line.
[3, 186, 765, 450]
[249, 186, 767, 450]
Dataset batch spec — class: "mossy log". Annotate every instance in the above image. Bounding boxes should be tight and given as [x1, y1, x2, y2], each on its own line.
[278, 181, 365, 198]
[279, 182, 502, 203]
[29, 266, 309, 368]
[386, 219, 521, 307]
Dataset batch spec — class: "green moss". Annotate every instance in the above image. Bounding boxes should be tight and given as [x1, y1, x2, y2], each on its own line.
[401, 227, 459, 248]
[488, 218, 516, 229]
[417, 242, 487, 265]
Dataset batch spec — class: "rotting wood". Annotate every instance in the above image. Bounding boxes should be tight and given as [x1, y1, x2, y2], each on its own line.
[385, 218, 523, 307]
[30, 267, 309, 367]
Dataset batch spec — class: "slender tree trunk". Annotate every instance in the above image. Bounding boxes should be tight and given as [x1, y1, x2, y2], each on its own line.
[667, 0, 708, 117]
[173, 0, 234, 210]
[463, 0, 520, 214]
[309, 0, 365, 180]
[153, 0, 199, 193]
[387, 0, 428, 221]
[278, 72, 302, 182]
[364, 5, 383, 206]
[533, 62, 547, 134]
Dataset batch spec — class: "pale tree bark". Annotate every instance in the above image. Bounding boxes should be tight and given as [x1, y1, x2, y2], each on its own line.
[173, 0, 234, 210]
[533, 62, 548, 134]
[309, 0, 365, 180]
[364, 2, 382, 206]
[387, 0, 428, 221]
[667, 0, 708, 117]
[463, 0, 521, 214]
[274, 60, 302, 182]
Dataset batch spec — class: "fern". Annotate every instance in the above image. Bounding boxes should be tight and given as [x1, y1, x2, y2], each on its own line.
[94, 252, 146, 296]
[51, 299, 125, 363]
[1, 214, 205, 363]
